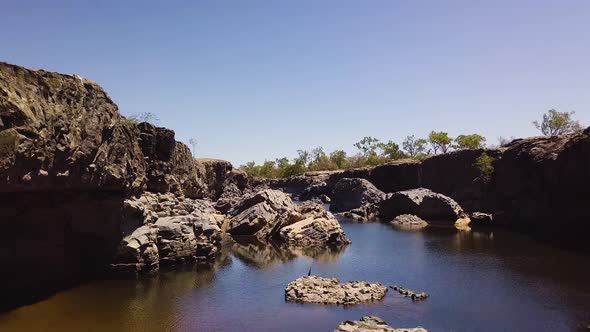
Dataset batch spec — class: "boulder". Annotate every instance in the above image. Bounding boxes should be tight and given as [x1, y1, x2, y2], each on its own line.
[299, 182, 329, 201]
[109, 225, 160, 275]
[469, 212, 493, 226]
[330, 178, 385, 221]
[278, 215, 350, 247]
[285, 276, 387, 305]
[226, 189, 298, 238]
[379, 188, 469, 225]
[335, 316, 427, 332]
[390, 214, 428, 229]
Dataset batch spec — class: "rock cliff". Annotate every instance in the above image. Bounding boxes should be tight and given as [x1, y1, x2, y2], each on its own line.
[0, 62, 235, 309]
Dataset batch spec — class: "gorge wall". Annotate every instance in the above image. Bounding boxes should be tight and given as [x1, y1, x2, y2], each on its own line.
[0, 62, 236, 310]
[276, 129, 590, 249]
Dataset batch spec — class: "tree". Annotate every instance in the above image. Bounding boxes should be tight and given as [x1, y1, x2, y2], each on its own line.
[428, 131, 453, 154]
[329, 150, 348, 169]
[533, 109, 582, 136]
[454, 134, 486, 150]
[259, 160, 276, 178]
[188, 138, 198, 157]
[377, 140, 406, 160]
[474, 152, 496, 182]
[354, 137, 380, 155]
[240, 161, 260, 177]
[128, 112, 160, 124]
[402, 135, 428, 158]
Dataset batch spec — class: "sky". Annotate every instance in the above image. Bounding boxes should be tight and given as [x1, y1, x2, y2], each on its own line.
[2, 0, 589, 166]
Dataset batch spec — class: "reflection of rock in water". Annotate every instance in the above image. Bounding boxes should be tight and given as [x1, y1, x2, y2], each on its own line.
[228, 236, 348, 268]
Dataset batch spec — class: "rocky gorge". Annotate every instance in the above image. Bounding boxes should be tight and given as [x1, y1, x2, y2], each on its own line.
[0, 62, 351, 311]
[1, 62, 590, 331]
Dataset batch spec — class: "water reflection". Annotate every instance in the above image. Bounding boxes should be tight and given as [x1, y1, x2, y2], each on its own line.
[228, 236, 348, 268]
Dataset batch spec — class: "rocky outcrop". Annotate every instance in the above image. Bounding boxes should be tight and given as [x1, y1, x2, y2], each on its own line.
[0, 62, 235, 309]
[335, 316, 427, 332]
[226, 189, 298, 238]
[379, 188, 469, 226]
[226, 190, 350, 246]
[109, 193, 222, 275]
[285, 276, 388, 305]
[330, 178, 386, 221]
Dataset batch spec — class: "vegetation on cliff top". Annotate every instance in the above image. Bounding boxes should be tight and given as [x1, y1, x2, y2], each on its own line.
[240, 110, 584, 179]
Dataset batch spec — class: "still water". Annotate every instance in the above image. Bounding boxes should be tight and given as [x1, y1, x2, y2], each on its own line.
[1, 222, 589, 332]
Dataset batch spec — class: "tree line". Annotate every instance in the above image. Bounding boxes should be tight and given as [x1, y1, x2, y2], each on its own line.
[240, 109, 584, 179]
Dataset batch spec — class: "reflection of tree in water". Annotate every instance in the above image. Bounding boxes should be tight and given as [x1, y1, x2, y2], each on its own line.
[228, 236, 348, 269]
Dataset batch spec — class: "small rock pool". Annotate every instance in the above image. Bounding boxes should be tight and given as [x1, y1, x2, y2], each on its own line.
[1, 221, 589, 331]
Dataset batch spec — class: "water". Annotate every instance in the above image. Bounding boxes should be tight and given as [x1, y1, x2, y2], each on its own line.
[1, 222, 589, 332]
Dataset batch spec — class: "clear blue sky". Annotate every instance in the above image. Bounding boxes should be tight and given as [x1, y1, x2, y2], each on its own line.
[3, 0, 589, 166]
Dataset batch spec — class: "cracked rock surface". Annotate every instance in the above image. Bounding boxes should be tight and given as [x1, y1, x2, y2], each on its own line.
[285, 276, 387, 305]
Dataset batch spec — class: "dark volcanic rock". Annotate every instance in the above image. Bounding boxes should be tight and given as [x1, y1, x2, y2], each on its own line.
[330, 178, 385, 221]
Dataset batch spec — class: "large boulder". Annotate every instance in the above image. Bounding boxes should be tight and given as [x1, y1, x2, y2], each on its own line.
[330, 178, 385, 221]
[226, 189, 298, 238]
[379, 188, 469, 225]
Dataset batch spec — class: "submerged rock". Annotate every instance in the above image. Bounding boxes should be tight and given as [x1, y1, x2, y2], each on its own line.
[285, 276, 387, 305]
[391, 285, 429, 301]
[330, 178, 386, 221]
[335, 316, 427, 332]
[379, 188, 469, 225]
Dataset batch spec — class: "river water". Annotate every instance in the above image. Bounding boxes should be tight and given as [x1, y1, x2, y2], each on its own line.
[1, 221, 589, 331]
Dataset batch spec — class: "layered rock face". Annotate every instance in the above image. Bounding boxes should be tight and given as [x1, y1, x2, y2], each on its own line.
[0, 62, 234, 309]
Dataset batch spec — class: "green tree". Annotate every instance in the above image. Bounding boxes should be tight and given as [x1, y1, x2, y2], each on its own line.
[533, 109, 582, 136]
[428, 131, 453, 154]
[377, 140, 406, 160]
[402, 135, 428, 158]
[454, 134, 486, 150]
[259, 160, 276, 178]
[240, 161, 260, 177]
[354, 137, 380, 155]
[329, 150, 348, 169]
[474, 152, 496, 182]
